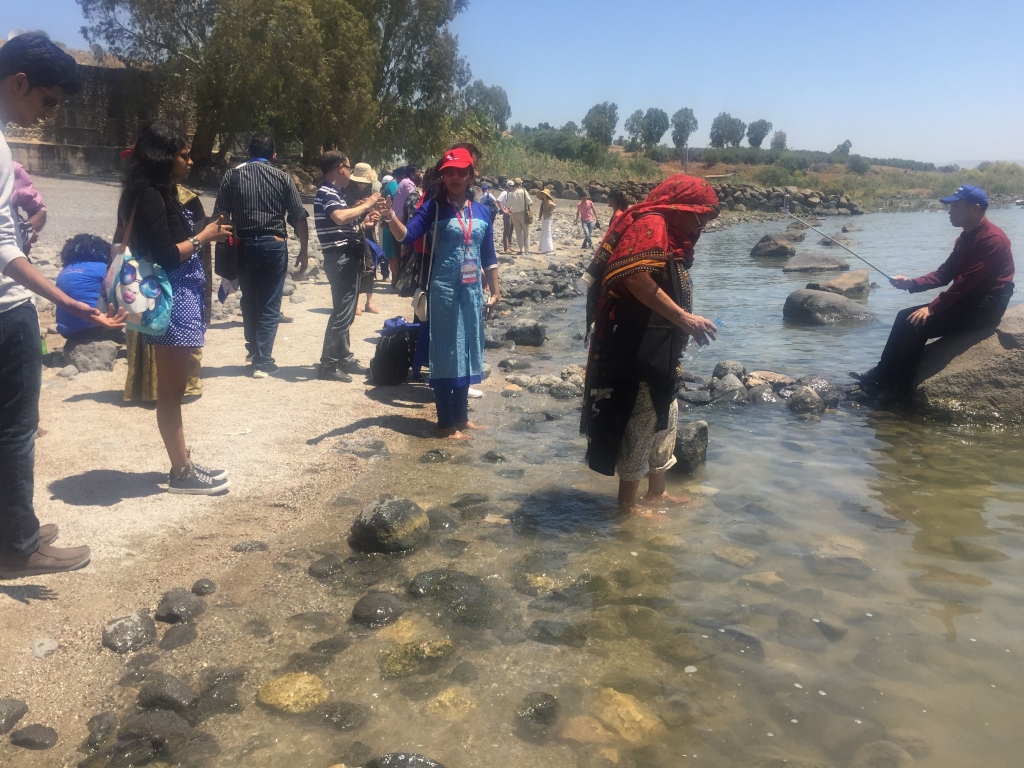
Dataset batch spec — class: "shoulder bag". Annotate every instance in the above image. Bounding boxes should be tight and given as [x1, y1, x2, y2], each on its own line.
[522, 189, 533, 225]
[411, 205, 439, 322]
[100, 197, 174, 335]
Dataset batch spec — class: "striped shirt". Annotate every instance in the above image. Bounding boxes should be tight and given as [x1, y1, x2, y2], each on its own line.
[213, 159, 307, 239]
[313, 181, 358, 251]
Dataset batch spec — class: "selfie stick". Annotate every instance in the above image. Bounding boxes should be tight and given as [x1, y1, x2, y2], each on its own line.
[783, 198, 892, 281]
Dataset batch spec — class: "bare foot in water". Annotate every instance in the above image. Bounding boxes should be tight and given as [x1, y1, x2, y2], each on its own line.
[637, 492, 697, 509]
[619, 503, 672, 520]
[438, 427, 471, 440]
[457, 421, 487, 431]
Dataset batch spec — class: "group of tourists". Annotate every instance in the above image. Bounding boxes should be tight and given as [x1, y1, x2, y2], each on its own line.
[0, 34, 1015, 581]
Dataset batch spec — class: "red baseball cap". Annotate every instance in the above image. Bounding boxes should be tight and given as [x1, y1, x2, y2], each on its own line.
[438, 147, 473, 171]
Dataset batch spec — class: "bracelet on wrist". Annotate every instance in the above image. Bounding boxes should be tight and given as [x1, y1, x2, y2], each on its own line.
[190, 236, 202, 253]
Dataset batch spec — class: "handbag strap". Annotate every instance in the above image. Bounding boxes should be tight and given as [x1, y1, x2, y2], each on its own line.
[118, 198, 139, 253]
[424, 203, 439, 288]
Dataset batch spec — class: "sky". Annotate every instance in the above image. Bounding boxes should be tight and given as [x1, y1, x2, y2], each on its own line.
[9, 0, 1024, 166]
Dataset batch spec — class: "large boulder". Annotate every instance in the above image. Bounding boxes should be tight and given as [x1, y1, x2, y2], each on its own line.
[806, 269, 870, 297]
[782, 254, 849, 272]
[911, 305, 1024, 424]
[750, 234, 796, 259]
[505, 320, 546, 346]
[64, 339, 118, 372]
[783, 289, 876, 326]
[672, 421, 708, 474]
[349, 497, 430, 553]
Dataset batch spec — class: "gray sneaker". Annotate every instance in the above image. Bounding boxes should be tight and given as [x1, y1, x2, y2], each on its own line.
[168, 467, 230, 495]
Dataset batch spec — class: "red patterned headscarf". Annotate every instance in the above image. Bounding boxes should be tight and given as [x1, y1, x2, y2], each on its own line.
[597, 174, 719, 292]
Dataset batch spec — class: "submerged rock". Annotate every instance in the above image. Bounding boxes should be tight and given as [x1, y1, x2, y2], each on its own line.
[308, 553, 345, 579]
[592, 688, 666, 744]
[102, 612, 156, 654]
[776, 609, 827, 652]
[408, 569, 494, 627]
[787, 386, 825, 414]
[309, 635, 351, 656]
[313, 700, 370, 731]
[118, 709, 192, 743]
[419, 449, 451, 464]
[531, 619, 588, 647]
[190, 578, 217, 596]
[516, 692, 560, 741]
[912, 304, 1024, 425]
[137, 674, 196, 713]
[352, 592, 405, 628]
[159, 622, 198, 650]
[366, 754, 447, 768]
[783, 253, 850, 272]
[257, 673, 329, 713]
[783, 289, 876, 326]
[560, 715, 617, 744]
[10, 724, 58, 750]
[349, 497, 430, 553]
[378, 639, 455, 678]
[0, 699, 28, 734]
[672, 420, 708, 474]
[85, 711, 117, 751]
[155, 588, 206, 624]
[849, 740, 914, 768]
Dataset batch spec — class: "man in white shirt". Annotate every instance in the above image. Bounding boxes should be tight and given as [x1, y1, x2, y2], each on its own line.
[0, 33, 125, 579]
[506, 178, 533, 255]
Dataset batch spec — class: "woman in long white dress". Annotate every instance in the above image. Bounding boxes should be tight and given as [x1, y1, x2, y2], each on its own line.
[538, 189, 556, 254]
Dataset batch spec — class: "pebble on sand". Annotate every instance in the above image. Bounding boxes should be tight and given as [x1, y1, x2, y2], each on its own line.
[9, 723, 58, 750]
[0, 698, 28, 735]
[30, 637, 58, 659]
[101, 612, 157, 654]
[232, 540, 269, 552]
[191, 578, 217, 596]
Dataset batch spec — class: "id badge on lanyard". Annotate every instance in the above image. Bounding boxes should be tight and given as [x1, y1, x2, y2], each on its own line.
[451, 200, 479, 284]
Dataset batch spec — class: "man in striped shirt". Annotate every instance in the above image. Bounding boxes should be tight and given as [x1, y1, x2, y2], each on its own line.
[214, 132, 309, 377]
[313, 151, 381, 382]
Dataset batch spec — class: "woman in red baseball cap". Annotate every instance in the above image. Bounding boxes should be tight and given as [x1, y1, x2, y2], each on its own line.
[382, 147, 500, 439]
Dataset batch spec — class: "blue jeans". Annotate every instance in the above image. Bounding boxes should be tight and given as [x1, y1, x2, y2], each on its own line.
[0, 303, 42, 556]
[433, 383, 469, 430]
[239, 237, 288, 369]
[581, 220, 594, 249]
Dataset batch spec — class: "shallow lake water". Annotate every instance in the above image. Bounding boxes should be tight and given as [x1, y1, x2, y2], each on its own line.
[89, 209, 1023, 768]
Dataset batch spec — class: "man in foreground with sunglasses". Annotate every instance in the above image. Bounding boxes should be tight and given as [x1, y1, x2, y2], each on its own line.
[0, 33, 127, 578]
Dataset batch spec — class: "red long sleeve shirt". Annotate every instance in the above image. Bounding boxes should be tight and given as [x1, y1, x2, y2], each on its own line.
[909, 218, 1014, 315]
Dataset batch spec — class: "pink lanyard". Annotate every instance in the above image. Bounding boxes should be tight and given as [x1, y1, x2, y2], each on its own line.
[449, 198, 473, 247]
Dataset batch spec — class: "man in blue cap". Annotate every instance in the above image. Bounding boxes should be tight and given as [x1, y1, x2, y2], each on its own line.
[853, 184, 1015, 402]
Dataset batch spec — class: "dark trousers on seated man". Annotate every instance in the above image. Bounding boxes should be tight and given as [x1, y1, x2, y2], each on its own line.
[0, 303, 42, 558]
[320, 243, 362, 372]
[873, 285, 1014, 395]
[239, 235, 289, 371]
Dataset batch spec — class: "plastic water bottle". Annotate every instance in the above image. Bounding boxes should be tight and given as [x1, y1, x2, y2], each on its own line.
[682, 318, 724, 361]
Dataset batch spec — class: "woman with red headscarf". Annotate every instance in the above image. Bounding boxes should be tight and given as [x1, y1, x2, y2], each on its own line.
[581, 174, 720, 514]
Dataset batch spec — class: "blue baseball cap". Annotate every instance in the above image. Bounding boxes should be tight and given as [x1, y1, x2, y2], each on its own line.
[481, 182, 490, 190]
[939, 185, 988, 207]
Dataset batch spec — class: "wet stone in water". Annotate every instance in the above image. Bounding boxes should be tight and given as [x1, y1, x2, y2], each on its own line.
[118, 709, 193, 743]
[598, 671, 663, 701]
[378, 639, 455, 678]
[257, 672, 329, 713]
[516, 692, 560, 741]
[719, 625, 766, 661]
[400, 679, 444, 701]
[564, 573, 615, 607]
[655, 633, 713, 666]
[191, 578, 216, 596]
[10, 724, 58, 750]
[531, 619, 588, 647]
[310, 635, 352, 656]
[407, 569, 495, 627]
[338, 741, 375, 766]
[352, 592, 405, 627]
[86, 711, 117, 751]
[849, 740, 915, 768]
[286, 612, 333, 633]
[102, 612, 156, 654]
[349, 497, 430, 553]
[366, 754, 447, 768]
[282, 652, 333, 673]
[159, 622, 198, 650]
[592, 688, 666, 745]
[426, 508, 460, 531]
[447, 660, 479, 684]
[451, 493, 489, 509]
[155, 588, 206, 624]
[437, 539, 469, 558]
[190, 681, 243, 722]
[482, 449, 508, 463]
[232, 540, 269, 552]
[137, 673, 196, 713]
[776, 609, 828, 652]
[420, 449, 451, 463]
[313, 700, 370, 732]
[0, 698, 28, 735]
[244, 616, 274, 638]
[309, 553, 346, 579]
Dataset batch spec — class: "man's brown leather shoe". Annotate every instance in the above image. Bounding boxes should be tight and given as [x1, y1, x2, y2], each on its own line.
[39, 524, 59, 546]
[0, 543, 91, 579]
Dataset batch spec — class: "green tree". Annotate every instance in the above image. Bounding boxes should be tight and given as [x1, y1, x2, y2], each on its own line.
[581, 101, 618, 146]
[769, 130, 787, 151]
[847, 154, 870, 174]
[624, 109, 645, 145]
[464, 79, 511, 131]
[670, 107, 697, 149]
[709, 112, 745, 148]
[640, 107, 669, 149]
[832, 139, 852, 157]
[746, 119, 773, 148]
